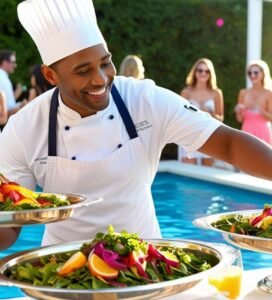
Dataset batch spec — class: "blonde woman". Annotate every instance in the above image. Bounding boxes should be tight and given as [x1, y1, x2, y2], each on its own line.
[180, 58, 224, 166]
[235, 60, 272, 145]
[119, 55, 145, 79]
[0, 91, 7, 128]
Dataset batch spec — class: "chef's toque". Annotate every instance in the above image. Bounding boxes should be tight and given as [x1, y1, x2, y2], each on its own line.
[17, 0, 105, 66]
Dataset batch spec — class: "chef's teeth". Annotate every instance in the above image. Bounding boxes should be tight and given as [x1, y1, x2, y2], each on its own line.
[88, 88, 106, 96]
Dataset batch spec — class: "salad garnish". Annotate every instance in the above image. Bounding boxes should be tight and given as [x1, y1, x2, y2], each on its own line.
[0, 173, 70, 210]
[212, 204, 272, 238]
[7, 225, 218, 289]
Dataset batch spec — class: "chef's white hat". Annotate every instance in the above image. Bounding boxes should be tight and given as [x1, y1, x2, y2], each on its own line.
[17, 0, 105, 66]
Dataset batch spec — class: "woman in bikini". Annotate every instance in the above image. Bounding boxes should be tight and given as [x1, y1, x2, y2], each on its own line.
[235, 60, 272, 145]
[180, 58, 224, 166]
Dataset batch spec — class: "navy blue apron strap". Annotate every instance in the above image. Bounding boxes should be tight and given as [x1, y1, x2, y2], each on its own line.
[111, 84, 138, 139]
[48, 88, 59, 156]
[48, 84, 137, 157]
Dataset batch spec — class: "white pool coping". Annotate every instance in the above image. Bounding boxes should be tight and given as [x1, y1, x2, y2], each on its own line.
[158, 160, 272, 195]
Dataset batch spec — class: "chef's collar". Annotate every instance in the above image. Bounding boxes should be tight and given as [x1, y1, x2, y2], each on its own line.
[58, 92, 113, 122]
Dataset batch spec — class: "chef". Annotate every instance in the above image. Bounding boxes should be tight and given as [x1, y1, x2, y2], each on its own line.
[0, 0, 271, 249]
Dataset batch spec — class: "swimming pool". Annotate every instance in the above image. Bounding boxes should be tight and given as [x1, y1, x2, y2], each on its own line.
[0, 171, 271, 298]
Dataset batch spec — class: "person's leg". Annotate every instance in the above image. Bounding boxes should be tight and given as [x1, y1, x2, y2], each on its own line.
[182, 157, 197, 164]
[202, 157, 214, 167]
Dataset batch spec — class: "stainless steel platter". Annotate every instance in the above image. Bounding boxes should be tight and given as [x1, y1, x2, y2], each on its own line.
[194, 209, 272, 295]
[0, 193, 103, 227]
[193, 209, 272, 254]
[0, 239, 238, 300]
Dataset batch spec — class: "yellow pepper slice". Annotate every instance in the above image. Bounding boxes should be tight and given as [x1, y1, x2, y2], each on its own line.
[8, 185, 38, 200]
[14, 198, 41, 207]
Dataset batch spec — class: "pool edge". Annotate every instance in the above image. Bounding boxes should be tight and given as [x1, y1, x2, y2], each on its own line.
[158, 161, 272, 195]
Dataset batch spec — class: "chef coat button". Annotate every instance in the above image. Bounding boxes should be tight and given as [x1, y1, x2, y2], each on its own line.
[109, 114, 114, 120]
[117, 144, 122, 148]
[65, 125, 70, 131]
[71, 156, 76, 160]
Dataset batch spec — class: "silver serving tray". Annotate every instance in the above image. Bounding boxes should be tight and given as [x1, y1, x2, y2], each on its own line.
[0, 239, 237, 300]
[0, 193, 103, 227]
[193, 209, 272, 254]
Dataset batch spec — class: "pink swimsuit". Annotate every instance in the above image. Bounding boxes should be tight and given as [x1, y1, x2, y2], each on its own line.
[242, 109, 272, 145]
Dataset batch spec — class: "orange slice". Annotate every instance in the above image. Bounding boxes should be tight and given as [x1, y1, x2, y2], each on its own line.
[58, 251, 87, 276]
[88, 253, 119, 279]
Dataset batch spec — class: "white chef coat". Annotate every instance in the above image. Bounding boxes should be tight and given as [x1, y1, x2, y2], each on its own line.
[0, 76, 221, 242]
[0, 68, 17, 110]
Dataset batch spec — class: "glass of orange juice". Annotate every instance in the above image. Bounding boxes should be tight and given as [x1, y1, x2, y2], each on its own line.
[208, 247, 243, 299]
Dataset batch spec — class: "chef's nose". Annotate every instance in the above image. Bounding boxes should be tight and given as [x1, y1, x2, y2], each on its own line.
[90, 68, 107, 86]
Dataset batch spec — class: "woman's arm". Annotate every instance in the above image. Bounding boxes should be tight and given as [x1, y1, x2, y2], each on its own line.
[0, 228, 21, 250]
[0, 91, 7, 125]
[211, 89, 224, 121]
[235, 89, 246, 123]
[200, 124, 272, 180]
[258, 90, 272, 121]
[28, 88, 38, 102]
[180, 87, 190, 99]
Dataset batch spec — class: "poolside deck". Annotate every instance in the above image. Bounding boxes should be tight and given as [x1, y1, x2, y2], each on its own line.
[158, 160, 272, 195]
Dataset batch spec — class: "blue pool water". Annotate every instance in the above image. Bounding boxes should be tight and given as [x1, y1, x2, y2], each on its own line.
[0, 172, 271, 298]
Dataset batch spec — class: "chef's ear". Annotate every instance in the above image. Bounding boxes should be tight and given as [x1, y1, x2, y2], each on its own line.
[41, 64, 58, 85]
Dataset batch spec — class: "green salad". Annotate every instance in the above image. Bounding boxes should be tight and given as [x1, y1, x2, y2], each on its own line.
[212, 204, 272, 239]
[0, 175, 70, 211]
[6, 226, 219, 289]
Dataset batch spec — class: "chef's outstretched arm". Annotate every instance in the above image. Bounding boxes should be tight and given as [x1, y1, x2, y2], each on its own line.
[0, 228, 21, 250]
[199, 124, 272, 180]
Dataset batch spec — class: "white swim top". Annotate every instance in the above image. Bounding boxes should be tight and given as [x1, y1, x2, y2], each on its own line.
[189, 99, 215, 112]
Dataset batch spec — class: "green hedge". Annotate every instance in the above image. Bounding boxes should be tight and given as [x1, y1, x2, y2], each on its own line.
[95, 0, 247, 129]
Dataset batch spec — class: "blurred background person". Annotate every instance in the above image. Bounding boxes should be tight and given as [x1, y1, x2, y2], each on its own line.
[27, 64, 54, 101]
[0, 49, 27, 119]
[0, 91, 7, 128]
[180, 58, 224, 166]
[119, 55, 145, 79]
[235, 59, 272, 145]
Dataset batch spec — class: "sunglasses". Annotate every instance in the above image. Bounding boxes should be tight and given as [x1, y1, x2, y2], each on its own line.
[247, 70, 260, 77]
[196, 68, 210, 74]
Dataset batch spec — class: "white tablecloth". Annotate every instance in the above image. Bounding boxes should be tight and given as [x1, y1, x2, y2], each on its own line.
[7, 268, 272, 300]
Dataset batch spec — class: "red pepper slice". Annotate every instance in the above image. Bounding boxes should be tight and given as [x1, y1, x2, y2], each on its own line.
[6, 190, 24, 203]
[250, 207, 271, 227]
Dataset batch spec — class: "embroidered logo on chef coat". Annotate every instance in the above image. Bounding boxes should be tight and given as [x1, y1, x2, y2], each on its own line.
[135, 120, 152, 132]
[184, 104, 198, 112]
[34, 157, 47, 165]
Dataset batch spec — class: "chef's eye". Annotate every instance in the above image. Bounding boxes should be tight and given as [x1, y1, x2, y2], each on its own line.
[101, 61, 112, 68]
[77, 69, 89, 75]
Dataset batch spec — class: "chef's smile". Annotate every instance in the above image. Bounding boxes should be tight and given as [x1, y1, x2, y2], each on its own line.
[84, 83, 111, 102]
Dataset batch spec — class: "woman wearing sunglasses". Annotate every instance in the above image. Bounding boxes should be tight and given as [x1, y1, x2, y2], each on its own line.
[235, 60, 272, 145]
[180, 58, 224, 166]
